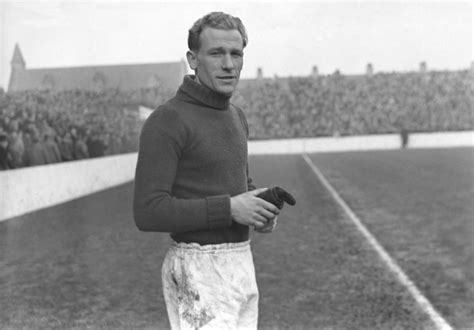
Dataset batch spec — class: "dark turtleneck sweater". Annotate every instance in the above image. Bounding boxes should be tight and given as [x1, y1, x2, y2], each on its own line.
[133, 75, 256, 245]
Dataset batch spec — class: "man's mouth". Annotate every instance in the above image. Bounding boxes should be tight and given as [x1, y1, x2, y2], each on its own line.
[217, 76, 235, 81]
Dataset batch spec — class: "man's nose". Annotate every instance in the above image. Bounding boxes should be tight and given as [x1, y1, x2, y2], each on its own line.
[221, 54, 234, 70]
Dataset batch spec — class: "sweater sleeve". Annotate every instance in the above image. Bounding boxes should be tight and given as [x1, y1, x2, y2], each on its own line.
[133, 107, 232, 233]
[234, 105, 257, 191]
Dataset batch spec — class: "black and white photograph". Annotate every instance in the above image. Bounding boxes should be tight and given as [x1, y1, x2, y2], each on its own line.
[0, 1, 472, 329]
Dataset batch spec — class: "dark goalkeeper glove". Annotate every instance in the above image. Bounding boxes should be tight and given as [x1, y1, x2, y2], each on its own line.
[256, 186, 296, 209]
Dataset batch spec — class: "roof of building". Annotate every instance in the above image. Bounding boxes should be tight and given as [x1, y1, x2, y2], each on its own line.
[8, 44, 188, 92]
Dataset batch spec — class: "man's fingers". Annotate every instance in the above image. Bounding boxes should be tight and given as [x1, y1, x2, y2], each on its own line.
[250, 190, 280, 214]
[257, 208, 277, 221]
[255, 213, 270, 224]
[258, 199, 280, 215]
[253, 219, 266, 228]
[248, 187, 268, 196]
[247, 189, 280, 214]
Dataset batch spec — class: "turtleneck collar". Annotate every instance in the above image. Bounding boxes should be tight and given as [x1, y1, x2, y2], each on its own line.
[178, 75, 231, 110]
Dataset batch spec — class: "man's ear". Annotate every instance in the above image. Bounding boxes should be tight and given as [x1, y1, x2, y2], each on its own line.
[186, 50, 198, 70]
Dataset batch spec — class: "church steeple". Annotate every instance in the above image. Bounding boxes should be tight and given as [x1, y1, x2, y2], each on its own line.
[8, 43, 26, 92]
[11, 43, 26, 69]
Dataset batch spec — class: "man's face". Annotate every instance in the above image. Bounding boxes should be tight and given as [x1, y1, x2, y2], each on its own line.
[187, 28, 244, 97]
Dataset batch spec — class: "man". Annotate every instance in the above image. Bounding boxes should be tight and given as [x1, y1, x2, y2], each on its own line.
[133, 12, 280, 329]
[23, 128, 48, 166]
[0, 133, 12, 170]
[73, 130, 89, 160]
[7, 129, 25, 168]
[87, 131, 107, 158]
[58, 132, 74, 162]
[43, 131, 62, 164]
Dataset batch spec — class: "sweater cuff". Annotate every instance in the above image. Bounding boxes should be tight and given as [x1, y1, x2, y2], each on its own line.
[206, 195, 232, 229]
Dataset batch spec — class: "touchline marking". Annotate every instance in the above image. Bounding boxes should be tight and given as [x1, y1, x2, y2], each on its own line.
[302, 153, 453, 330]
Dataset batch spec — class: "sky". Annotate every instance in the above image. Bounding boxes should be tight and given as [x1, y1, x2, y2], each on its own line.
[0, 1, 472, 90]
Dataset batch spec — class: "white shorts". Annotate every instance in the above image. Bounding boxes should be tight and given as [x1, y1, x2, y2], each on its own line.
[161, 240, 259, 330]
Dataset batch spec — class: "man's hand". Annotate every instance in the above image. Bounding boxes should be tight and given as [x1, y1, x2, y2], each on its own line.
[255, 216, 278, 233]
[231, 188, 280, 229]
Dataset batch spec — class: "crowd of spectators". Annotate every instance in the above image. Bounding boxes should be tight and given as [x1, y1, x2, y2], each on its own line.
[0, 69, 471, 170]
[232, 69, 473, 139]
[0, 87, 173, 170]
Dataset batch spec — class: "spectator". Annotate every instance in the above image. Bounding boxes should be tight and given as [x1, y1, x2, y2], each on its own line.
[73, 131, 89, 160]
[23, 128, 48, 166]
[0, 133, 12, 170]
[58, 132, 74, 161]
[44, 131, 62, 164]
[87, 131, 107, 158]
[400, 127, 409, 148]
[107, 133, 122, 155]
[7, 129, 25, 168]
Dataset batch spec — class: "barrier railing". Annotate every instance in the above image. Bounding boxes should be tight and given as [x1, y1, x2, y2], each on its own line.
[1, 131, 472, 222]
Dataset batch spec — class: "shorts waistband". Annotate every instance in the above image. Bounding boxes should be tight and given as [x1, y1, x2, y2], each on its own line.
[170, 240, 251, 254]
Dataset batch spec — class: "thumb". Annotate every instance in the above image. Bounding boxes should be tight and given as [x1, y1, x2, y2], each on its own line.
[248, 187, 268, 196]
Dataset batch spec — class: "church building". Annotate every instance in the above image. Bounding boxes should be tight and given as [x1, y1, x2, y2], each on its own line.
[8, 44, 188, 92]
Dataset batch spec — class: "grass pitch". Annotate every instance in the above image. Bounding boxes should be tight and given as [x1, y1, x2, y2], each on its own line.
[1, 147, 472, 329]
[308, 147, 473, 329]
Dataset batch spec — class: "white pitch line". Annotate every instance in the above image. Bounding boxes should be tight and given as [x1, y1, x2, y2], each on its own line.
[302, 153, 453, 330]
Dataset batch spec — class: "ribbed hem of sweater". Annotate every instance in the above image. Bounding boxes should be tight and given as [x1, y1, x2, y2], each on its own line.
[179, 75, 231, 110]
[206, 195, 232, 229]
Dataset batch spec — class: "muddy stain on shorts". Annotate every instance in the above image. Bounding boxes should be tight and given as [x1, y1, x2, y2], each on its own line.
[176, 268, 215, 329]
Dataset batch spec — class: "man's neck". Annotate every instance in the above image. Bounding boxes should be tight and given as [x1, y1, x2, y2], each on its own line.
[193, 74, 233, 98]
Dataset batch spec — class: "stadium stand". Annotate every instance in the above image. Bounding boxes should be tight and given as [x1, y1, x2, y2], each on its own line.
[0, 68, 472, 170]
[233, 69, 472, 139]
